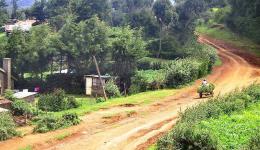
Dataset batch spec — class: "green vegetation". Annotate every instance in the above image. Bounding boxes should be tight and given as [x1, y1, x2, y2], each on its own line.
[18, 145, 32, 150]
[34, 113, 80, 133]
[53, 89, 177, 116]
[197, 83, 215, 94]
[0, 113, 19, 141]
[195, 104, 260, 149]
[157, 84, 260, 150]
[214, 57, 222, 66]
[197, 25, 260, 56]
[105, 80, 121, 98]
[38, 89, 79, 112]
[130, 70, 167, 93]
[55, 132, 72, 140]
[11, 99, 34, 116]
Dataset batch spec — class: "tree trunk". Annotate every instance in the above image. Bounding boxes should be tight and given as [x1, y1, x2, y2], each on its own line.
[93, 55, 108, 100]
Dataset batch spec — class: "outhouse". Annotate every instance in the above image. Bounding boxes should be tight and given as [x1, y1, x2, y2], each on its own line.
[84, 75, 111, 97]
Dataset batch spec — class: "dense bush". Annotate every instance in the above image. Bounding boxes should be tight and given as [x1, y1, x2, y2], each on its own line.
[105, 80, 121, 98]
[165, 59, 205, 87]
[38, 89, 79, 112]
[11, 100, 33, 116]
[137, 57, 171, 70]
[96, 97, 106, 103]
[130, 70, 167, 93]
[0, 113, 18, 141]
[34, 113, 80, 133]
[157, 84, 260, 150]
[4, 89, 17, 101]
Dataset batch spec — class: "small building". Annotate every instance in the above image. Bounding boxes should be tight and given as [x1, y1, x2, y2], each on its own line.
[0, 58, 16, 95]
[13, 89, 38, 103]
[84, 75, 111, 97]
[5, 19, 37, 34]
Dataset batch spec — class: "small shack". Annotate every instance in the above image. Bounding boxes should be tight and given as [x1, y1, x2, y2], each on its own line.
[84, 75, 111, 97]
[13, 89, 38, 103]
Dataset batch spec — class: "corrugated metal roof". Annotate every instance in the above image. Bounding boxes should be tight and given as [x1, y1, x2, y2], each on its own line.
[0, 107, 9, 113]
[14, 91, 38, 99]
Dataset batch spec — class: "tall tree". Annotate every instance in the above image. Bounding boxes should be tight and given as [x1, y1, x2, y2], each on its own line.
[58, 16, 110, 74]
[71, 0, 111, 22]
[5, 30, 30, 77]
[111, 26, 147, 89]
[153, 0, 177, 57]
[30, 0, 47, 21]
[0, 0, 8, 26]
[11, 0, 18, 19]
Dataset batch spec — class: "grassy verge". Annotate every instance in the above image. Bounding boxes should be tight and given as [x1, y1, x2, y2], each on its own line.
[196, 103, 260, 149]
[214, 56, 222, 66]
[196, 25, 260, 56]
[53, 89, 177, 116]
[157, 84, 260, 149]
[147, 144, 157, 150]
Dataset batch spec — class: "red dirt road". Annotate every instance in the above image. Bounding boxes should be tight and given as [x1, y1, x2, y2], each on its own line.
[0, 36, 260, 150]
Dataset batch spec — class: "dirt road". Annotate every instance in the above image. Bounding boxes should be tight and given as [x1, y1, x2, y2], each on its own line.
[1, 36, 260, 150]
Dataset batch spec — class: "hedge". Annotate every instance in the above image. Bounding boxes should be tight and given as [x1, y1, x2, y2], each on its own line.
[130, 69, 167, 93]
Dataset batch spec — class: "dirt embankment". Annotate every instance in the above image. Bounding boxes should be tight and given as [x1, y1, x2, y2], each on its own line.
[0, 36, 259, 150]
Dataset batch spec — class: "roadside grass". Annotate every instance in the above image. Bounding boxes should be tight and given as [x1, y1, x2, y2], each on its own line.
[214, 56, 222, 66]
[54, 132, 72, 141]
[18, 145, 32, 150]
[147, 144, 157, 150]
[52, 89, 177, 116]
[195, 103, 260, 149]
[196, 25, 260, 57]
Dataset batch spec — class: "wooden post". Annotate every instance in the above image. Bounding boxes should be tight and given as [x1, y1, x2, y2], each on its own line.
[93, 55, 108, 100]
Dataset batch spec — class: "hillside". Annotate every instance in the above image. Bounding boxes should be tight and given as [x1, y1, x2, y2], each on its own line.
[6, 0, 34, 8]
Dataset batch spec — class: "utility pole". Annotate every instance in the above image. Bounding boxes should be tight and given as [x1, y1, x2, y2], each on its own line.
[157, 18, 163, 58]
[93, 55, 108, 100]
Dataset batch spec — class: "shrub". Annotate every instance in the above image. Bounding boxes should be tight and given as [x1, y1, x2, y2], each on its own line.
[165, 59, 201, 87]
[11, 100, 33, 116]
[157, 84, 260, 149]
[0, 113, 18, 141]
[130, 70, 167, 93]
[105, 80, 121, 98]
[4, 89, 17, 101]
[62, 113, 80, 126]
[96, 97, 106, 103]
[38, 89, 79, 112]
[137, 57, 170, 70]
[34, 113, 80, 133]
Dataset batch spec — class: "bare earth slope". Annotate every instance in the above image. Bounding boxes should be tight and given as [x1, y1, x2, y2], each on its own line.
[0, 36, 260, 150]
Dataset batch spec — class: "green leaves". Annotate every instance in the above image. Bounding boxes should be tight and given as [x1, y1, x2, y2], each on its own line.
[157, 84, 260, 150]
